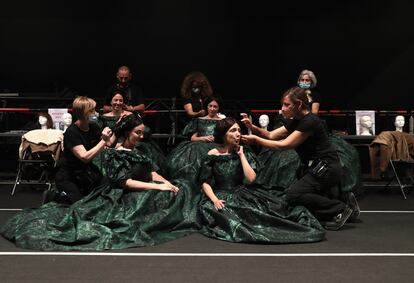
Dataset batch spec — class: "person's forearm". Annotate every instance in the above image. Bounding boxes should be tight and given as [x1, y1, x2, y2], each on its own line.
[255, 136, 284, 150]
[250, 124, 271, 139]
[123, 179, 160, 191]
[202, 183, 219, 203]
[151, 171, 168, 183]
[79, 140, 106, 163]
[239, 154, 256, 183]
[133, 104, 145, 113]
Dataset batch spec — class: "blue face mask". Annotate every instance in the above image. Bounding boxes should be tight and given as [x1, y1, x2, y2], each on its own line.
[88, 113, 99, 124]
[299, 82, 311, 89]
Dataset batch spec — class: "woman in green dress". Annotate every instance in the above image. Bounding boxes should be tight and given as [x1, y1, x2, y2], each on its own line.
[165, 96, 222, 184]
[1, 114, 199, 250]
[199, 117, 325, 243]
[99, 90, 166, 173]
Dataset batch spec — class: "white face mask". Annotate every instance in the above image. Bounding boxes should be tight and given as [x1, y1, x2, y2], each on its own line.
[395, 116, 405, 128]
[38, 116, 48, 126]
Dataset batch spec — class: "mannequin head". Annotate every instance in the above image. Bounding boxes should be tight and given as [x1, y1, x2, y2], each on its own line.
[394, 115, 405, 132]
[258, 114, 270, 129]
[62, 113, 72, 128]
[359, 115, 373, 135]
[37, 112, 53, 129]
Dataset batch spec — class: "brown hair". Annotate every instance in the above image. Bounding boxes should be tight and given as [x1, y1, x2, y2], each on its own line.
[213, 117, 238, 144]
[37, 112, 54, 129]
[281, 87, 310, 111]
[180, 71, 213, 99]
[72, 96, 96, 121]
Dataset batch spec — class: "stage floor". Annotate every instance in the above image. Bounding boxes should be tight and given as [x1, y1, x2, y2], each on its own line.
[0, 184, 413, 283]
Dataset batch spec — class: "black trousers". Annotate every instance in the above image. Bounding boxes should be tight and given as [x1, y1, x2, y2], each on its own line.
[286, 162, 345, 220]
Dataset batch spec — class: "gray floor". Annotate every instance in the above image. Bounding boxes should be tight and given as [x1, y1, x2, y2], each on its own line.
[0, 184, 413, 283]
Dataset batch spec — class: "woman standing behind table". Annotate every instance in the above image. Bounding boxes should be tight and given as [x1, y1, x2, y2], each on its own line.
[1, 114, 200, 251]
[241, 87, 359, 230]
[53, 96, 115, 204]
[198, 117, 325, 243]
[180, 71, 214, 119]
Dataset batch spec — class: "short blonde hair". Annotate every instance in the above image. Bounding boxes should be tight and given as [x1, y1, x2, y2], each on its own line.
[72, 96, 96, 121]
[297, 69, 317, 88]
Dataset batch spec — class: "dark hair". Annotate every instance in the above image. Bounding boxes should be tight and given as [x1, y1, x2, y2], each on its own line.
[204, 96, 221, 111]
[112, 113, 143, 140]
[108, 90, 126, 102]
[180, 71, 213, 99]
[213, 117, 238, 144]
[281, 87, 310, 110]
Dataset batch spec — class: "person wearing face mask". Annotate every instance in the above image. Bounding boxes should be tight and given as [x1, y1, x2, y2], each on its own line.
[2, 114, 201, 250]
[241, 87, 360, 231]
[394, 115, 405, 132]
[180, 71, 214, 119]
[297, 69, 321, 115]
[198, 117, 325, 243]
[103, 66, 145, 114]
[51, 96, 116, 204]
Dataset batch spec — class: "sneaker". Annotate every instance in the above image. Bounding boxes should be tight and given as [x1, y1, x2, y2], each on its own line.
[324, 206, 353, 231]
[347, 192, 360, 222]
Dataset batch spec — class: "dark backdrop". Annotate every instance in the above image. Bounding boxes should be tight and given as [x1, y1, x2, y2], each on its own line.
[1, 1, 413, 110]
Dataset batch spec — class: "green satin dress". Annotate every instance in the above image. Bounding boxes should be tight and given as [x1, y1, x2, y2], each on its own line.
[165, 118, 219, 184]
[1, 149, 200, 251]
[255, 134, 361, 195]
[198, 152, 325, 243]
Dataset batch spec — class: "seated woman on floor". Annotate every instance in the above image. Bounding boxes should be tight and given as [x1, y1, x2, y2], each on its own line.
[1, 114, 200, 251]
[165, 96, 223, 184]
[198, 117, 325, 243]
[99, 90, 166, 173]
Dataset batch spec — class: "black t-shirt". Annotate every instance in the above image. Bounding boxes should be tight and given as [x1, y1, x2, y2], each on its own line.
[60, 123, 101, 171]
[105, 83, 145, 107]
[183, 95, 204, 113]
[285, 113, 338, 165]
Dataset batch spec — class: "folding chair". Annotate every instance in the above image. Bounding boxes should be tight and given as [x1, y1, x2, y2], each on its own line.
[386, 159, 414, 199]
[12, 129, 63, 195]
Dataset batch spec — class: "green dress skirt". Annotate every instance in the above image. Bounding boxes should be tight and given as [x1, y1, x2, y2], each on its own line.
[1, 149, 200, 250]
[254, 134, 362, 196]
[198, 152, 325, 243]
[165, 118, 219, 184]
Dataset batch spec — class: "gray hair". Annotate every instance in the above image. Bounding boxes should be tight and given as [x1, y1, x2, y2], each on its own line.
[297, 69, 317, 88]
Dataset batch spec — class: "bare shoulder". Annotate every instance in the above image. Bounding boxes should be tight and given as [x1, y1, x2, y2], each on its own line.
[208, 148, 220, 155]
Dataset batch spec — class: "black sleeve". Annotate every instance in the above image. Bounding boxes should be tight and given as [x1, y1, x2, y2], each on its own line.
[104, 85, 116, 106]
[131, 85, 145, 106]
[64, 127, 82, 150]
[309, 90, 321, 103]
[296, 116, 317, 135]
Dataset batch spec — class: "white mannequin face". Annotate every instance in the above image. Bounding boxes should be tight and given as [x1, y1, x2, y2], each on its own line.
[38, 116, 48, 126]
[360, 115, 373, 129]
[259, 114, 270, 128]
[395, 115, 405, 128]
[63, 113, 72, 126]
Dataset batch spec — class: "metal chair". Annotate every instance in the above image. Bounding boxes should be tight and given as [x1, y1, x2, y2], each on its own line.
[12, 129, 63, 195]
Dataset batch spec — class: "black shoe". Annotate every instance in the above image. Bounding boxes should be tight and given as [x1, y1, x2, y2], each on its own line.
[324, 206, 353, 231]
[347, 192, 360, 222]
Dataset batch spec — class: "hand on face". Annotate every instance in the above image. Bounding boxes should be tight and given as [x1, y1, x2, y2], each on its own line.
[241, 134, 257, 145]
[240, 113, 253, 129]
